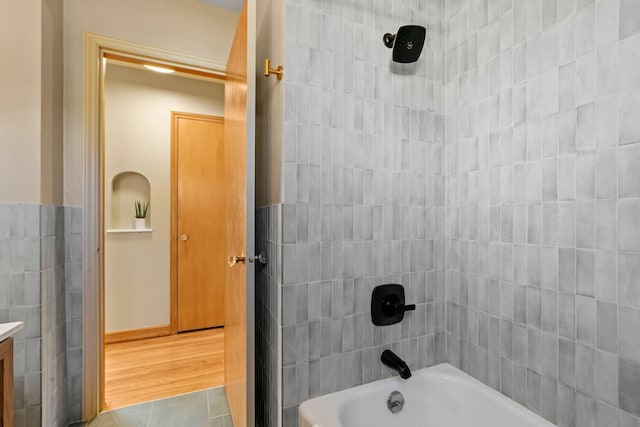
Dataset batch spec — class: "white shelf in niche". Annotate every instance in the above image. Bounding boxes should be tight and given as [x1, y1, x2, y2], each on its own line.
[106, 229, 153, 234]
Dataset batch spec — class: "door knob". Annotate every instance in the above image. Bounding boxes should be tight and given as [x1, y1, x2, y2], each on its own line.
[181, 234, 189, 241]
[227, 254, 246, 267]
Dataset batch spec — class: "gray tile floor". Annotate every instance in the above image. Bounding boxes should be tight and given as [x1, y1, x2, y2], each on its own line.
[81, 387, 233, 427]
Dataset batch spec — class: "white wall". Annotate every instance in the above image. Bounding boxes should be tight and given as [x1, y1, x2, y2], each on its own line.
[255, 0, 284, 207]
[0, 0, 64, 204]
[41, 0, 64, 205]
[63, 0, 240, 205]
[104, 63, 224, 333]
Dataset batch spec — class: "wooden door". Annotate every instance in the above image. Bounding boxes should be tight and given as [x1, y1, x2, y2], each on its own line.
[172, 112, 225, 332]
[224, 2, 254, 426]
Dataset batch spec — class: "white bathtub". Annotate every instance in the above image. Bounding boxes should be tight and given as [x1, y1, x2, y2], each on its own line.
[298, 363, 554, 427]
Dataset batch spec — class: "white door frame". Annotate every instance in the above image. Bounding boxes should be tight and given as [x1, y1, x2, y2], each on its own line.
[81, 32, 255, 421]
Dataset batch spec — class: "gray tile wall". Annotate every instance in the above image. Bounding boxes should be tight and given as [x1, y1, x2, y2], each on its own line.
[0, 204, 81, 427]
[41, 205, 68, 427]
[64, 206, 83, 424]
[0, 204, 69, 426]
[256, 206, 282, 427]
[444, 0, 640, 425]
[279, 0, 447, 425]
[0, 204, 44, 426]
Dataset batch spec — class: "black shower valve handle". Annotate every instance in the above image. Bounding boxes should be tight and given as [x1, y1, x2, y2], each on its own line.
[371, 284, 414, 326]
[382, 297, 416, 317]
[402, 303, 416, 312]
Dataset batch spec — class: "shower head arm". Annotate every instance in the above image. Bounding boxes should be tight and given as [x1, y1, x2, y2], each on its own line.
[383, 33, 396, 48]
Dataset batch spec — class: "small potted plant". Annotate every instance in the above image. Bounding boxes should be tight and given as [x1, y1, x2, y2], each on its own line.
[134, 200, 149, 229]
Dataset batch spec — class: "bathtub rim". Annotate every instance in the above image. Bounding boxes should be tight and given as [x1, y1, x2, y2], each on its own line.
[298, 362, 554, 427]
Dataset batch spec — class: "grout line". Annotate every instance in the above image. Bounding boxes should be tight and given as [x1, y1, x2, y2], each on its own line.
[206, 388, 211, 420]
[146, 401, 154, 427]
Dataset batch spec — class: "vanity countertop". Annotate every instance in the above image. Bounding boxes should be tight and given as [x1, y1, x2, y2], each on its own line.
[0, 322, 23, 343]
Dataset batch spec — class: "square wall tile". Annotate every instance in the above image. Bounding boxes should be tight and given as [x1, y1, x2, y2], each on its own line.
[619, 306, 640, 360]
[619, 92, 640, 145]
[619, 252, 640, 308]
[619, 0, 640, 39]
[619, 357, 640, 416]
[619, 144, 640, 198]
[619, 199, 640, 251]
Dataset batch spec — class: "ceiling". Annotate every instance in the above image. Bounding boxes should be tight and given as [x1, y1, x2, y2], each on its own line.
[197, 0, 243, 12]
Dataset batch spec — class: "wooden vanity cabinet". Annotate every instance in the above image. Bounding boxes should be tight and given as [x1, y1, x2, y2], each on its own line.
[0, 337, 13, 427]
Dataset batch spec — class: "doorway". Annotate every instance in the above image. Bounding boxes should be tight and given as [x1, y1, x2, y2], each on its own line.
[102, 57, 227, 410]
[82, 3, 255, 424]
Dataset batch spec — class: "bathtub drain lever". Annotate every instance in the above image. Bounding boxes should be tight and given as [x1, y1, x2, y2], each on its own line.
[387, 391, 405, 414]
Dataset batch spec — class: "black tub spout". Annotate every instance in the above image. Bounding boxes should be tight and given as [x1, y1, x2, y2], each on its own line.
[381, 350, 412, 379]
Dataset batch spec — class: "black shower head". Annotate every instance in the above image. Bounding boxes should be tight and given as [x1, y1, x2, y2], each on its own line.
[383, 25, 426, 63]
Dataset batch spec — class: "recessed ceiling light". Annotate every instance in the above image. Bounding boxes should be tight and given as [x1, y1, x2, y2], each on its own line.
[144, 64, 175, 74]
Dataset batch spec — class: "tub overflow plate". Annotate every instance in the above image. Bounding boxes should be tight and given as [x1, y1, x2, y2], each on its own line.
[387, 391, 404, 414]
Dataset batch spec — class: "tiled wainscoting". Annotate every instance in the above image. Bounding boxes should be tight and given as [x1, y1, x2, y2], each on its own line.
[64, 206, 83, 424]
[256, 206, 282, 427]
[0, 204, 82, 427]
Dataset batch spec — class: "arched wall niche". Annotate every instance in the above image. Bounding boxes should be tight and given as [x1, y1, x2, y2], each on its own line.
[110, 171, 151, 229]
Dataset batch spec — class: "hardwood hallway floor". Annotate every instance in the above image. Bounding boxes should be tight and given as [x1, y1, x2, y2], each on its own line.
[104, 328, 224, 410]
